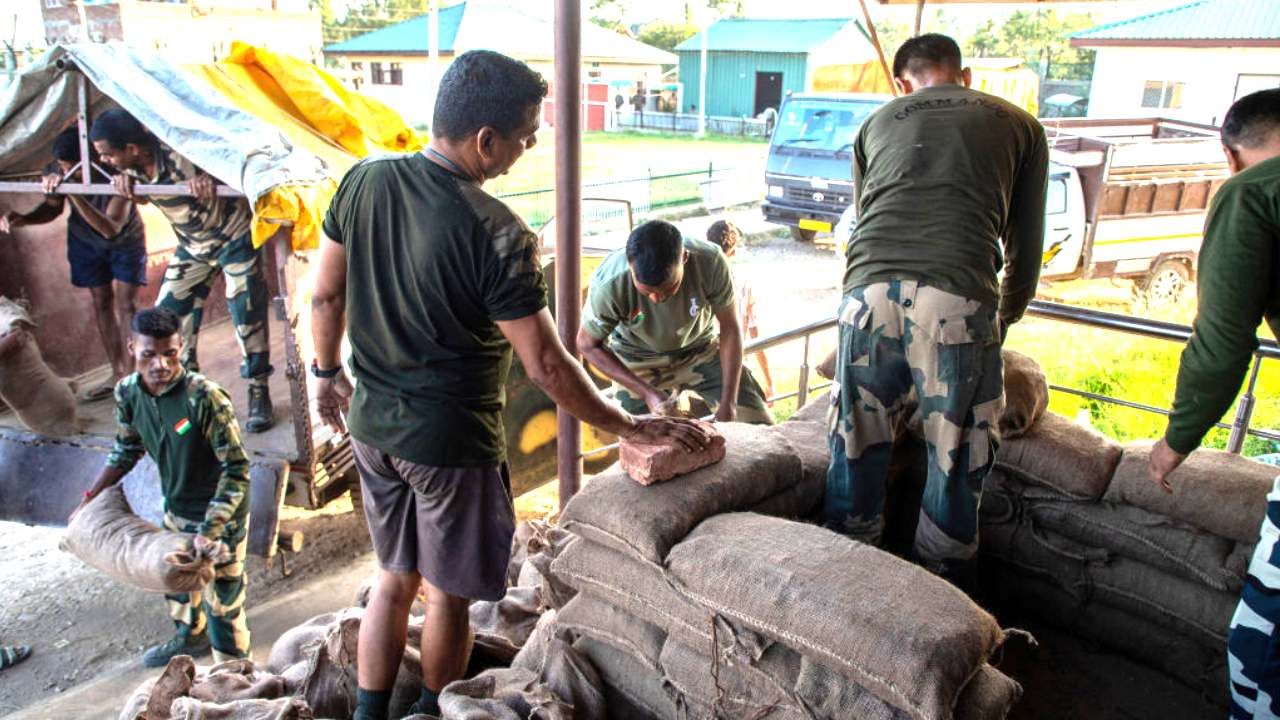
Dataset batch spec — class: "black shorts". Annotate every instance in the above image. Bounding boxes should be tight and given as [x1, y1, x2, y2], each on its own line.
[351, 438, 515, 601]
[67, 234, 147, 289]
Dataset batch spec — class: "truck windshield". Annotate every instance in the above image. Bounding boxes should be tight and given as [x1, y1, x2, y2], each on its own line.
[772, 99, 881, 155]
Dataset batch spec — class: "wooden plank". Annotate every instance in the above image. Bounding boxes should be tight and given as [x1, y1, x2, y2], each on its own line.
[1179, 181, 1209, 211]
[1123, 184, 1156, 215]
[1100, 185, 1128, 217]
[1152, 182, 1183, 213]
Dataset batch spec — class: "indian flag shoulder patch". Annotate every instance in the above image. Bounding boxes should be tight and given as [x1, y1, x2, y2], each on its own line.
[173, 417, 192, 436]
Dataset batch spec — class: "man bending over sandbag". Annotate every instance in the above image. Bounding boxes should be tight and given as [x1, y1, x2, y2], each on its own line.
[578, 219, 773, 424]
[74, 307, 252, 668]
[825, 35, 1048, 584]
[1147, 89, 1280, 720]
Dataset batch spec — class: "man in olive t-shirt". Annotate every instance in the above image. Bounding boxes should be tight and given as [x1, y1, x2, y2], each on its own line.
[310, 51, 708, 720]
[825, 34, 1048, 584]
[1145, 89, 1280, 719]
[578, 219, 773, 424]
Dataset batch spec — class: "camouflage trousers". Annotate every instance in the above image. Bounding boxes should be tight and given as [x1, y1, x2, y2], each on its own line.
[162, 512, 252, 662]
[158, 233, 272, 380]
[824, 280, 1003, 570]
[614, 341, 774, 425]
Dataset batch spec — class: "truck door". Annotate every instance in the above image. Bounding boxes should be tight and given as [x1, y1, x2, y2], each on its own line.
[1041, 169, 1087, 279]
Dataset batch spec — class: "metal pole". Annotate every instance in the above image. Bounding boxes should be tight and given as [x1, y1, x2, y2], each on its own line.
[697, 17, 708, 138]
[797, 333, 811, 408]
[76, 74, 91, 185]
[1228, 355, 1264, 454]
[856, 0, 897, 96]
[913, 0, 926, 35]
[426, 0, 440, 126]
[554, 0, 583, 508]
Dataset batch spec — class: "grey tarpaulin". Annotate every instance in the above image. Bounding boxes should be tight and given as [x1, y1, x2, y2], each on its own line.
[0, 44, 328, 202]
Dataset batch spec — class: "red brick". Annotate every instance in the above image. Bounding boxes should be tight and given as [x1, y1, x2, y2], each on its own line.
[619, 420, 726, 485]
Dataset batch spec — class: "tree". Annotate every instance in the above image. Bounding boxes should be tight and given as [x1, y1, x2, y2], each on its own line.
[321, 0, 434, 45]
[637, 21, 697, 54]
[963, 10, 1096, 81]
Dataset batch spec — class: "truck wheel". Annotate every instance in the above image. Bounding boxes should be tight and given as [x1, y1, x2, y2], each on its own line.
[790, 227, 817, 243]
[1138, 259, 1190, 306]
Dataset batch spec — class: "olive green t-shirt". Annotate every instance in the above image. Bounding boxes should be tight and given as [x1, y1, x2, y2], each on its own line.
[581, 237, 734, 364]
[1165, 155, 1280, 454]
[846, 85, 1049, 325]
[322, 153, 547, 466]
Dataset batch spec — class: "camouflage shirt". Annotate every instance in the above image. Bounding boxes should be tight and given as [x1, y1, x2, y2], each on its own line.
[127, 142, 253, 259]
[106, 371, 250, 540]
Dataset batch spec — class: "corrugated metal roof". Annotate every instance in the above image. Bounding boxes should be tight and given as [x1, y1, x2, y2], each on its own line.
[325, 1, 675, 64]
[1073, 0, 1280, 43]
[325, 3, 465, 53]
[675, 17, 861, 54]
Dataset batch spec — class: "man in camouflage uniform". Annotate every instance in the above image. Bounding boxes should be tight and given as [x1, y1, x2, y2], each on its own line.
[76, 307, 252, 667]
[578, 219, 772, 425]
[90, 109, 274, 432]
[826, 35, 1047, 581]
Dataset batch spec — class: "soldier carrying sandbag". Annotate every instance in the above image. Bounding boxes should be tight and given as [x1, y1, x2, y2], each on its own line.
[73, 307, 252, 668]
[1147, 89, 1280, 719]
[824, 34, 1048, 586]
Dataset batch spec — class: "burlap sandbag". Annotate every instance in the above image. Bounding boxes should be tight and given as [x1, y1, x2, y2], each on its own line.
[666, 513, 1005, 720]
[0, 298, 79, 437]
[189, 659, 286, 704]
[168, 696, 314, 720]
[571, 635, 678, 720]
[468, 585, 543, 662]
[794, 656, 908, 720]
[439, 638, 604, 720]
[62, 485, 215, 594]
[555, 594, 665, 669]
[560, 422, 802, 563]
[998, 350, 1047, 439]
[298, 609, 360, 718]
[267, 612, 335, 675]
[995, 412, 1122, 500]
[953, 664, 1022, 720]
[1105, 443, 1275, 543]
[550, 538, 711, 640]
[983, 562, 1228, 698]
[512, 609, 559, 674]
[1026, 498, 1241, 593]
[119, 655, 197, 720]
[773, 415, 831, 510]
[659, 639, 812, 720]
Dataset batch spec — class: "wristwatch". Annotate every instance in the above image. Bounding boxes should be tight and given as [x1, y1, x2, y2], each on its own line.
[310, 359, 342, 379]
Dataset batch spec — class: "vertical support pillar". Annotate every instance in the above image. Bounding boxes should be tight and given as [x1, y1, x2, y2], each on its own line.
[76, 73, 91, 184]
[555, 0, 583, 508]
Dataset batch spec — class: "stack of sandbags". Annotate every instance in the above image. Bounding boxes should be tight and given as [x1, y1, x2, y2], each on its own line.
[0, 295, 79, 436]
[982, 406, 1274, 698]
[542, 418, 1021, 719]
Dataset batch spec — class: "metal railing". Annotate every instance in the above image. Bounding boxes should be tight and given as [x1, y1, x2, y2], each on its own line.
[580, 298, 1279, 460]
[612, 111, 769, 137]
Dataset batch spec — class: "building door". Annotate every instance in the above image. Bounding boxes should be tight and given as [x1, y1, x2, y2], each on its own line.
[754, 72, 782, 117]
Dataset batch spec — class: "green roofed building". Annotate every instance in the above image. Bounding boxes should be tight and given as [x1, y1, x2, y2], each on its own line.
[1071, 0, 1280, 125]
[674, 17, 877, 118]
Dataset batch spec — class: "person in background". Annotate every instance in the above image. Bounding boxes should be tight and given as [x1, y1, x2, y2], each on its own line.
[310, 50, 708, 720]
[0, 645, 30, 672]
[706, 219, 775, 401]
[1, 127, 145, 400]
[579, 219, 773, 425]
[825, 34, 1048, 587]
[75, 307, 252, 668]
[1146, 88, 1280, 720]
[90, 109, 275, 432]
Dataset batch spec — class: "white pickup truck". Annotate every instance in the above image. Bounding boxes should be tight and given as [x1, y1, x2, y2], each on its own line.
[836, 117, 1228, 305]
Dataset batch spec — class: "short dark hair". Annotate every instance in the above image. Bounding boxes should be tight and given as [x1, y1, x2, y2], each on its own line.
[89, 109, 153, 150]
[892, 33, 963, 79]
[706, 220, 739, 252]
[1222, 88, 1280, 150]
[52, 127, 83, 163]
[626, 220, 684, 286]
[132, 307, 181, 339]
[432, 50, 548, 140]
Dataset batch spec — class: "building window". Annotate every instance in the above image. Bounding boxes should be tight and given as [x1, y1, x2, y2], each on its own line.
[1235, 74, 1280, 101]
[370, 62, 403, 86]
[45, 0, 61, 7]
[1141, 80, 1184, 109]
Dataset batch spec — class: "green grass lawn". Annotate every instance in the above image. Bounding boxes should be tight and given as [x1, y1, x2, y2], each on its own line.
[487, 130, 768, 196]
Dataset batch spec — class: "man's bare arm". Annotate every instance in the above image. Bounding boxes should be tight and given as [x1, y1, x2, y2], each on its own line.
[576, 326, 670, 414]
[713, 301, 743, 422]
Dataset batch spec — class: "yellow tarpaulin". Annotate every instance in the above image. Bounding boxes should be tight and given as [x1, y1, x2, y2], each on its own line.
[183, 43, 427, 251]
[809, 58, 1040, 116]
[811, 62, 895, 95]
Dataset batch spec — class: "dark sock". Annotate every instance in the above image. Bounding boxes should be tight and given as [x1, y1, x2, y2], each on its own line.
[411, 687, 441, 715]
[354, 688, 392, 720]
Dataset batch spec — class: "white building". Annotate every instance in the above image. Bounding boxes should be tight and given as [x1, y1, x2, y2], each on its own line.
[1072, 0, 1280, 126]
[323, 0, 676, 126]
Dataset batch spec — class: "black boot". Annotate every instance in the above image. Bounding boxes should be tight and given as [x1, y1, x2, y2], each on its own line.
[244, 382, 274, 433]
